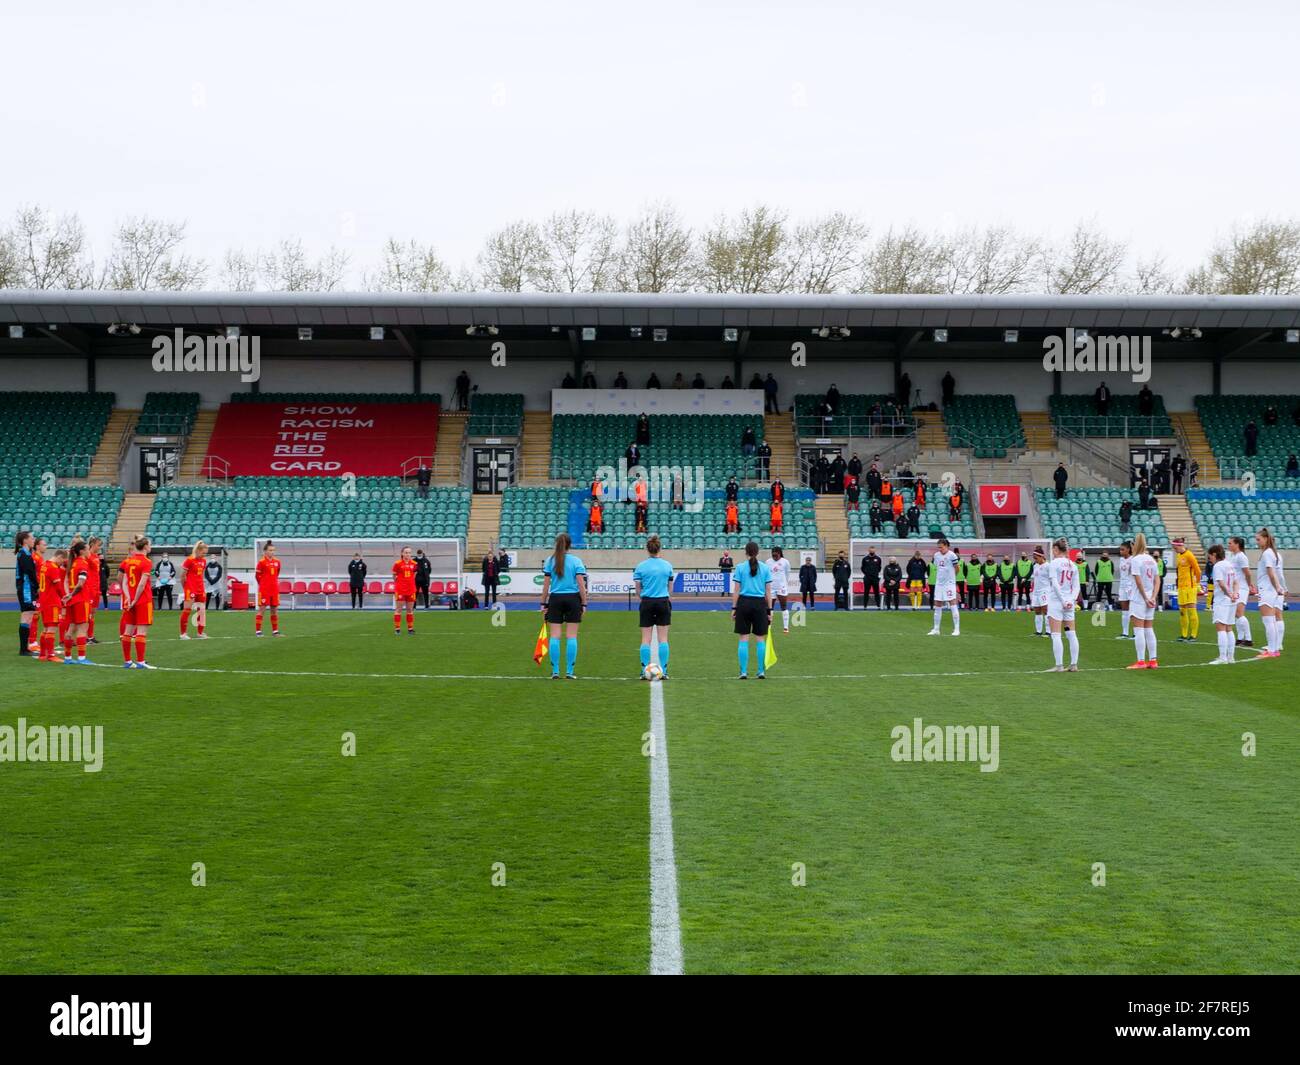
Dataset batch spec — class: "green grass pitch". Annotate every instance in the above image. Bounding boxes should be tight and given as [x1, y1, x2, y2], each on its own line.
[0, 605, 1296, 974]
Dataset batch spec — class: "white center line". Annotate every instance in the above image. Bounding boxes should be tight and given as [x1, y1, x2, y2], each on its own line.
[648, 676, 683, 975]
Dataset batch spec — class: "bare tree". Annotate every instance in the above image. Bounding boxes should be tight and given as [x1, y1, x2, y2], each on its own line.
[476, 221, 547, 292]
[0, 229, 19, 288]
[1129, 253, 1180, 294]
[7, 205, 95, 288]
[1041, 221, 1126, 294]
[534, 211, 619, 292]
[783, 211, 869, 294]
[102, 216, 206, 290]
[1184, 219, 1300, 295]
[858, 225, 946, 293]
[697, 205, 790, 293]
[259, 239, 350, 291]
[938, 225, 1041, 294]
[220, 249, 259, 291]
[369, 237, 452, 292]
[616, 202, 696, 293]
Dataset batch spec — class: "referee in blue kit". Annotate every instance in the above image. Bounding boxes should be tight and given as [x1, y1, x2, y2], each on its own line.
[633, 535, 674, 679]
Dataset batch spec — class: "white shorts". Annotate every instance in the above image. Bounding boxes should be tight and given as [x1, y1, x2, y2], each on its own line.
[1031, 590, 1048, 609]
[1118, 581, 1133, 603]
[1259, 587, 1285, 610]
[1129, 596, 1157, 622]
[1047, 602, 1075, 623]
[772, 584, 788, 598]
[933, 583, 958, 604]
[1213, 599, 1239, 627]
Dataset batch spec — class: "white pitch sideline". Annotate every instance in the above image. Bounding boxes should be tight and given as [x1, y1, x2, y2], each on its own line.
[647, 668, 684, 975]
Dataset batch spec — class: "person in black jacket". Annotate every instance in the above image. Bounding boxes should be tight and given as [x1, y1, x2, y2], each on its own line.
[755, 440, 772, 481]
[204, 556, 224, 610]
[725, 476, 739, 503]
[860, 549, 882, 609]
[98, 552, 111, 608]
[906, 502, 921, 534]
[1053, 462, 1069, 499]
[636, 413, 650, 445]
[868, 500, 884, 533]
[831, 551, 851, 610]
[799, 556, 819, 609]
[482, 551, 501, 607]
[415, 549, 432, 608]
[883, 557, 903, 610]
[981, 556, 999, 612]
[348, 552, 367, 609]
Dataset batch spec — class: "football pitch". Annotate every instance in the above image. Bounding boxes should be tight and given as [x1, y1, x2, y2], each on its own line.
[1, 606, 1296, 975]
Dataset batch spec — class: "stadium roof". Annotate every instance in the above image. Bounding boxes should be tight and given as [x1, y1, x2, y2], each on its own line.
[3, 289, 1300, 362]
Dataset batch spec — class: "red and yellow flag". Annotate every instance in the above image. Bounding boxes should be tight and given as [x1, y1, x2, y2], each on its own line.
[533, 621, 549, 665]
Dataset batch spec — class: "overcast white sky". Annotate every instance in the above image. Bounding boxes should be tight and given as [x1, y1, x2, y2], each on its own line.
[2, 0, 1297, 285]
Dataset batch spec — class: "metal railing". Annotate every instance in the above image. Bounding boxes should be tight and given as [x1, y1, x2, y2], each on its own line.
[1056, 425, 1131, 486]
[947, 425, 1025, 454]
[1052, 415, 1173, 438]
[401, 452, 464, 483]
[518, 454, 802, 488]
[794, 414, 917, 438]
[135, 413, 193, 437]
[462, 415, 523, 437]
[54, 453, 95, 479]
[195, 455, 231, 484]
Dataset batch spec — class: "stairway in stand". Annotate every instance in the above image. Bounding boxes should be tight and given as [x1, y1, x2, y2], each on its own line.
[467, 494, 503, 561]
[1020, 410, 1056, 451]
[814, 496, 850, 561]
[176, 411, 219, 481]
[520, 411, 552, 484]
[108, 494, 157, 560]
[914, 411, 948, 449]
[86, 409, 138, 483]
[1171, 411, 1220, 483]
[763, 412, 796, 482]
[432, 412, 466, 485]
[1158, 494, 1204, 560]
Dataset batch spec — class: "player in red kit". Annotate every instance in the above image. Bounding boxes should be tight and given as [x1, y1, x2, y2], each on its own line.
[36, 548, 68, 662]
[180, 540, 210, 639]
[85, 535, 104, 644]
[392, 547, 418, 634]
[119, 536, 155, 668]
[63, 541, 94, 663]
[255, 541, 282, 636]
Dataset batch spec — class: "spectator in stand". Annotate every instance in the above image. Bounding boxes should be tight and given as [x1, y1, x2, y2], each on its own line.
[614, 371, 628, 389]
[561, 371, 577, 388]
[816, 396, 834, 433]
[725, 475, 739, 502]
[869, 499, 884, 533]
[861, 549, 882, 608]
[891, 490, 904, 525]
[897, 372, 912, 409]
[692, 372, 706, 388]
[1264, 403, 1279, 426]
[948, 489, 962, 522]
[720, 375, 735, 389]
[764, 373, 780, 413]
[633, 475, 648, 509]
[801, 555, 821, 609]
[1053, 462, 1069, 499]
[756, 439, 772, 481]
[1287, 454, 1300, 478]
[809, 455, 824, 494]
[415, 549, 432, 608]
[626, 441, 641, 468]
[481, 551, 501, 606]
[1171, 454, 1186, 494]
[906, 551, 927, 608]
[740, 424, 756, 457]
[718, 549, 734, 575]
[829, 453, 846, 493]
[826, 384, 841, 413]
[1293, 402, 1300, 427]
[646, 372, 661, 389]
[1138, 474, 1152, 511]
[416, 462, 431, 499]
[98, 552, 111, 608]
[455, 370, 471, 411]
[1137, 384, 1154, 417]
[671, 472, 685, 511]
[847, 453, 863, 483]
[879, 474, 893, 510]
[941, 371, 956, 407]
[845, 477, 861, 511]
[725, 500, 740, 533]
[348, 552, 367, 609]
[1189, 458, 1200, 488]
[581, 369, 597, 387]
[636, 412, 651, 445]
[769, 499, 783, 533]
[1156, 455, 1172, 495]
[1244, 420, 1258, 457]
[893, 509, 909, 539]
[770, 477, 785, 505]
[635, 501, 648, 534]
[672, 372, 687, 389]
[906, 500, 921, 534]
[1094, 381, 1111, 416]
[1119, 498, 1133, 533]
[883, 556, 903, 610]
[865, 461, 883, 501]
[748, 372, 764, 390]
[587, 499, 604, 534]
[497, 549, 510, 574]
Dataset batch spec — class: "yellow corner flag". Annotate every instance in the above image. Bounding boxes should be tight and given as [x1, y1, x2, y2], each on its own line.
[533, 621, 549, 665]
[764, 627, 778, 669]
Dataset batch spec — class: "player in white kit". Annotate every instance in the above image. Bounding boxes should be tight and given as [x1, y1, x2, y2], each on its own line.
[1126, 532, 1161, 669]
[1115, 540, 1134, 639]
[1045, 538, 1080, 671]
[1255, 527, 1287, 657]
[769, 546, 791, 633]
[927, 537, 961, 636]
[1029, 546, 1050, 637]
[1227, 536, 1256, 647]
[1206, 544, 1241, 663]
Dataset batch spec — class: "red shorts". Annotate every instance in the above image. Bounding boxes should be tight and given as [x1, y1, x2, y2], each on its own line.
[257, 588, 280, 609]
[184, 588, 205, 605]
[394, 592, 417, 606]
[40, 602, 62, 627]
[122, 598, 154, 627]
[67, 600, 92, 625]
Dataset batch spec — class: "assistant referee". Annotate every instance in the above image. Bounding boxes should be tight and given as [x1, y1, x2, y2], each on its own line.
[633, 535, 674, 679]
[731, 540, 772, 680]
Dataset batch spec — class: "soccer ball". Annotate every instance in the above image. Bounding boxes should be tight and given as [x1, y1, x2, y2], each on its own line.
[643, 662, 664, 681]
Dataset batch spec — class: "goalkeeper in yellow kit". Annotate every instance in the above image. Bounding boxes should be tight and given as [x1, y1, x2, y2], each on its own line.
[1174, 537, 1202, 641]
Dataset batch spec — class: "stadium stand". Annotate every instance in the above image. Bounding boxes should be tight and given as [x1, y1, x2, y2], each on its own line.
[1187, 488, 1300, 551]
[499, 486, 572, 549]
[792, 393, 906, 436]
[1049, 393, 1174, 437]
[0, 484, 123, 546]
[1195, 395, 1300, 485]
[584, 489, 817, 551]
[943, 394, 1026, 457]
[0, 391, 115, 479]
[1036, 487, 1168, 544]
[847, 482, 975, 540]
[467, 392, 523, 436]
[146, 477, 469, 543]
[229, 392, 439, 404]
[138, 391, 200, 435]
[549, 413, 765, 485]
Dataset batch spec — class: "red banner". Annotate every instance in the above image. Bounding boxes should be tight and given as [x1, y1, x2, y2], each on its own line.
[978, 484, 1023, 516]
[206, 401, 439, 476]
